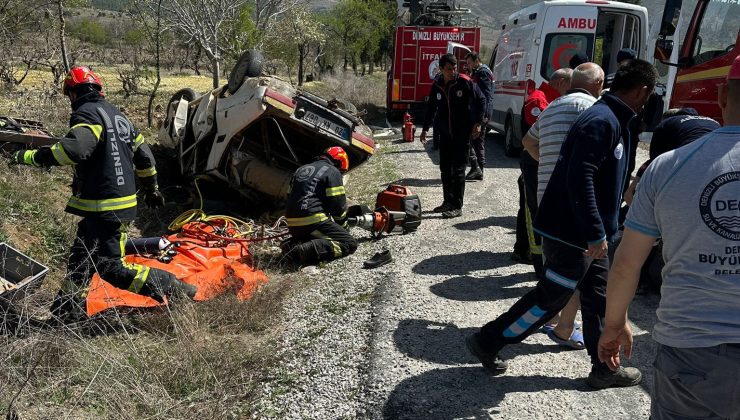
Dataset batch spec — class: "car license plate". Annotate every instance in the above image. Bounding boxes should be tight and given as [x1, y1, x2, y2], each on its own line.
[303, 111, 348, 139]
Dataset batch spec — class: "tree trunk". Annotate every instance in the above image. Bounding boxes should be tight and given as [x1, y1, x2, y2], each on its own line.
[57, 0, 70, 72]
[147, 0, 163, 128]
[211, 57, 220, 89]
[298, 44, 305, 86]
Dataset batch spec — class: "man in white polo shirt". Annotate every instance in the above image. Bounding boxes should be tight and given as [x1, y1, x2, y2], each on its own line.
[598, 54, 740, 419]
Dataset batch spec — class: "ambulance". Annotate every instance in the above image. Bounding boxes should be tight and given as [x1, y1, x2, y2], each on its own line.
[487, 0, 648, 156]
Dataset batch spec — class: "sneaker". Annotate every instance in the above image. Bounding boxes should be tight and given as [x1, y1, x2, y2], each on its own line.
[442, 208, 463, 218]
[586, 364, 642, 389]
[465, 168, 483, 181]
[433, 202, 453, 213]
[465, 333, 508, 375]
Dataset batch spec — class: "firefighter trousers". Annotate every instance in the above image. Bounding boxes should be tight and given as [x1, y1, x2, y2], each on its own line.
[439, 135, 469, 209]
[287, 220, 358, 265]
[478, 238, 608, 366]
[520, 157, 543, 278]
[51, 218, 172, 318]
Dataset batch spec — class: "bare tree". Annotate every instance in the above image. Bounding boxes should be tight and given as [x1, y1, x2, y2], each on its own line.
[159, 0, 250, 89]
[132, 0, 166, 127]
[253, 0, 301, 32]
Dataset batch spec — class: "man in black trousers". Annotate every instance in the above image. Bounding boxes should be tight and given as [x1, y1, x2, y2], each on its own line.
[420, 53, 485, 219]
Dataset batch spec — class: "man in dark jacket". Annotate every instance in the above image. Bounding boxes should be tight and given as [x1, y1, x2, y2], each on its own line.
[283, 146, 357, 265]
[9, 66, 196, 321]
[466, 59, 658, 389]
[420, 53, 486, 218]
[464, 51, 494, 181]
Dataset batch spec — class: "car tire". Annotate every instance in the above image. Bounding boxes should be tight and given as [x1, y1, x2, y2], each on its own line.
[228, 50, 264, 94]
[168, 88, 196, 106]
[504, 118, 521, 158]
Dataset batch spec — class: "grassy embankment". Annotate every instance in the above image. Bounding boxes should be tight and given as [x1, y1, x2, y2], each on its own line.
[0, 67, 396, 418]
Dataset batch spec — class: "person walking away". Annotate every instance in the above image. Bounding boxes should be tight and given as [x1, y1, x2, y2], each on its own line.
[513, 68, 572, 277]
[9, 66, 196, 322]
[467, 59, 658, 389]
[464, 52, 494, 181]
[598, 54, 740, 419]
[282, 146, 357, 266]
[420, 53, 486, 219]
[522, 62, 605, 349]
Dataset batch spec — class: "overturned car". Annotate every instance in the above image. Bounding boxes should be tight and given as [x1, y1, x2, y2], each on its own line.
[159, 51, 375, 205]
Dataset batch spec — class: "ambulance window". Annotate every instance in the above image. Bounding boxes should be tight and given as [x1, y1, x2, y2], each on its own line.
[540, 33, 593, 79]
[692, 0, 740, 66]
[622, 15, 640, 51]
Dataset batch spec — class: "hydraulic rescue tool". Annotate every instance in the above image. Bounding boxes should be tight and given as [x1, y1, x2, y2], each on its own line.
[347, 184, 422, 237]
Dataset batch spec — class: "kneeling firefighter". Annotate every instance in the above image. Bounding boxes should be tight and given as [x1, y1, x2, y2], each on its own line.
[8, 66, 196, 320]
[283, 146, 358, 265]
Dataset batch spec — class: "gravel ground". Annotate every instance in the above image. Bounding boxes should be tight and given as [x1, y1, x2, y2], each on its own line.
[255, 130, 659, 419]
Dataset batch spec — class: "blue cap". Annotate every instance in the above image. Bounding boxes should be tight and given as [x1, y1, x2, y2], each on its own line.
[617, 48, 637, 63]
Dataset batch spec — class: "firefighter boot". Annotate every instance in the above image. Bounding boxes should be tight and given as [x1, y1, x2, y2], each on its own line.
[466, 163, 483, 181]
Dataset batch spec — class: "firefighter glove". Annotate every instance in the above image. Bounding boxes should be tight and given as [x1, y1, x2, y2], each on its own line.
[144, 186, 165, 209]
[8, 150, 35, 167]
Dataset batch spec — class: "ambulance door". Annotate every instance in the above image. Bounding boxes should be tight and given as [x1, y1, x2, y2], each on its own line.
[539, 6, 597, 80]
[594, 9, 644, 77]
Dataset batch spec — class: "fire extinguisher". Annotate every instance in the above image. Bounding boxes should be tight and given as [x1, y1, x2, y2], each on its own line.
[402, 112, 415, 142]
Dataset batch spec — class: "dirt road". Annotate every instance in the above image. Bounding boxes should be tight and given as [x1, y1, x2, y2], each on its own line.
[257, 131, 658, 419]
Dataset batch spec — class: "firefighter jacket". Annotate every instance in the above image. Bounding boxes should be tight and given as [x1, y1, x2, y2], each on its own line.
[285, 157, 348, 228]
[422, 73, 486, 140]
[21, 96, 158, 222]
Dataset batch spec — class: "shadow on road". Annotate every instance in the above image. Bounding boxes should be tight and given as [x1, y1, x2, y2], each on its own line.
[412, 251, 513, 276]
[452, 215, 517, 231]
[429, 273, 534, 302]
[392, 177, 442, 188]
[392, 319, 573, 365]
[382, 366, 585, 419]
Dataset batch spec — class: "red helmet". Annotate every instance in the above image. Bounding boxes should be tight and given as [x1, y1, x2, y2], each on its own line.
[325, 146, 349, 172]
[63, 66, 104, 97]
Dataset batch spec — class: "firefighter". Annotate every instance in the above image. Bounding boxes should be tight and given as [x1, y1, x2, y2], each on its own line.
[420, 53, 486, 219]
[464, 51, 494, 181]
[282, 146, 358, 266]
[8, 66, 196, 321]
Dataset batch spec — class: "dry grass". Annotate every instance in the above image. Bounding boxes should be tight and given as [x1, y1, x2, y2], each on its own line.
[302, 71, 388, 125]
[0, 275, 295, 419]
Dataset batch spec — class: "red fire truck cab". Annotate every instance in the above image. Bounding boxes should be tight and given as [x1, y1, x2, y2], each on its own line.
[387, 25, 481, 115]
[654, 0, 740, 124]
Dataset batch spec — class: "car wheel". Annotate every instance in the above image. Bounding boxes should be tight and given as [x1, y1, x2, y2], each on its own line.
[168, 88, 196, 106]
[228, 50, 264, 94]
[504, 118, 521, 158]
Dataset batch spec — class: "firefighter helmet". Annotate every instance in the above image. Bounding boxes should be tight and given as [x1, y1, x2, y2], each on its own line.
[63, 66, 104, 97]
[325, 146, 349, 172]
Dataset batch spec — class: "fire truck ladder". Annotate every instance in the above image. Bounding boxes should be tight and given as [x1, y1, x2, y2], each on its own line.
[401, 29, 420, 102]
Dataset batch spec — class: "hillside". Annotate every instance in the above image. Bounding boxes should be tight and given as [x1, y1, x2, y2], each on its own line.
[88, 0, 664, 47]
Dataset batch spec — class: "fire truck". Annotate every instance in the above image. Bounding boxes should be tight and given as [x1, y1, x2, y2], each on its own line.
[654, 0, 740, 124]
[386, 0, 481, 116]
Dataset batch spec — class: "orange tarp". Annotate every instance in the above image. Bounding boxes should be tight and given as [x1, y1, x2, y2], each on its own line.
[86, 234, 268, 317]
